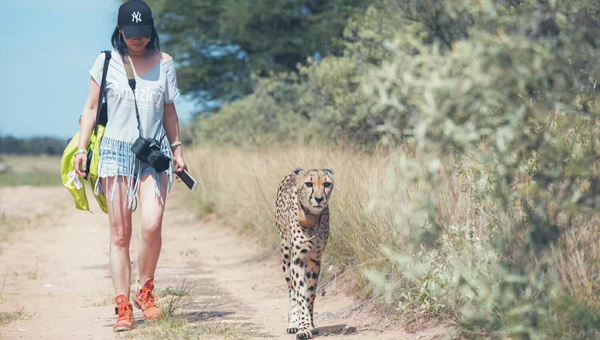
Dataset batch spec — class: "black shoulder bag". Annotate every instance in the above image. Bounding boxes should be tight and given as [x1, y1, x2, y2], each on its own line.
[84, 50, 112, 179]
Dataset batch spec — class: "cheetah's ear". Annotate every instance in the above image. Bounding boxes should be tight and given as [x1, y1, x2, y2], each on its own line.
[322, 167, 334, 176]
[293, 167, 306, 186]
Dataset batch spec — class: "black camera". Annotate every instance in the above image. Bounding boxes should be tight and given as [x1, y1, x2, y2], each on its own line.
[131, 137, 171, 173]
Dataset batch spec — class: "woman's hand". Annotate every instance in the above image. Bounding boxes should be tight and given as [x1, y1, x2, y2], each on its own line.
[74, 153, 88, 177]
[172, 154, 187, 182]
[73, 77, 102, 178]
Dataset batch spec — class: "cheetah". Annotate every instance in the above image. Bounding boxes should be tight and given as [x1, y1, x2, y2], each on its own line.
[276, 167, 334, 339]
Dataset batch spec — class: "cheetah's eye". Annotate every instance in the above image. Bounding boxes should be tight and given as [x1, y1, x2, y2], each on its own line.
[305, 182, 313, 188]
[324, 182, 331, 188]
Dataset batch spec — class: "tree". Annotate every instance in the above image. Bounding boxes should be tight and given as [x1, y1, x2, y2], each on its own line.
[144, 0, 370, 110]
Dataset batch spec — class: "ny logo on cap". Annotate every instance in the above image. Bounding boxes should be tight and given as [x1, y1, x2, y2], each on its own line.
[132, 11, 142, 23]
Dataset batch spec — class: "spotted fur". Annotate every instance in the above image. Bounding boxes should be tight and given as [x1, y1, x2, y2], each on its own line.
[276, 167, 334, 339]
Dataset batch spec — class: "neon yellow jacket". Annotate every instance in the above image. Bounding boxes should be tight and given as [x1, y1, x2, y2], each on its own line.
[60, 126, 107, 213]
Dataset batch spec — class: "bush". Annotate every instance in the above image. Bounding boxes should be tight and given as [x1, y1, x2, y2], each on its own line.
[359, 0, 600, 338]
[191, 0, 600, 338]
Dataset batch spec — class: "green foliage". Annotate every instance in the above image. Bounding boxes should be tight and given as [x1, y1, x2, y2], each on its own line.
[145, 0, 370, 105]
[355, 0, 600, 338]
[192, 0, 600, 338]
[193, 55, 374, 145]
[193, 73, 314, 145]
[0, 136, 67, 156]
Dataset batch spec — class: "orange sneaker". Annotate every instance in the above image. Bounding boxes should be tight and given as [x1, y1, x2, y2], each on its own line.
[133, 278, 162, 320]
[113, 294, 134, 332]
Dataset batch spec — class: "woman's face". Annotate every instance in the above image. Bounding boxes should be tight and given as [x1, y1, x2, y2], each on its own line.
[121, 31, 150, 53]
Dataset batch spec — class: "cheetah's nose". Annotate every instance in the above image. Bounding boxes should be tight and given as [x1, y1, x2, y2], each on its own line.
[315, 197, 324, 204]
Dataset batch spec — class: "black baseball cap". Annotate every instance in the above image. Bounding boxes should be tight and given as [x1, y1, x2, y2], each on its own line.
[118, 0, 154, 39]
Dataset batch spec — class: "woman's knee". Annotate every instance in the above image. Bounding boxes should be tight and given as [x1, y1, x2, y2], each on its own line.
[110, 222, 132, 249]
[141, 220, 162, 241]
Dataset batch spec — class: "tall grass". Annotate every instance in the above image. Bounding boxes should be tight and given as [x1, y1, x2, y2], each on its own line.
[186, 144, 600, 337]
[186, 145, 484, 295]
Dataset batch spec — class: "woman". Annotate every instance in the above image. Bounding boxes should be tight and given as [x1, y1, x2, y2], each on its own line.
[73, 0, 186, 331]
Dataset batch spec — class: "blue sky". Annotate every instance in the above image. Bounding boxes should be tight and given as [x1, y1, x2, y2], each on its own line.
[0, 0, 197, 139]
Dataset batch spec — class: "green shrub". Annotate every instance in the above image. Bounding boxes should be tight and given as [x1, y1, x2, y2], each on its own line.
[191, 0, 600, 338]
[359, 0, 600, 338]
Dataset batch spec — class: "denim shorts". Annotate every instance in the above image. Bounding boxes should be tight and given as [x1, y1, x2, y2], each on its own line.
[98, 147, 154, 178]
[98, 137, 171, 178]
[96, 136, 173, 209]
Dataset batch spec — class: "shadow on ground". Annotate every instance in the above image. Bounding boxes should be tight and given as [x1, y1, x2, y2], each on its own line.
[178, 310, 236, 322]
[316, 324, 358, 337]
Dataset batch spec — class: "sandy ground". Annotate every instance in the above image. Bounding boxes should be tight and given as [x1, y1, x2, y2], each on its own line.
[0, 185, 447, 340]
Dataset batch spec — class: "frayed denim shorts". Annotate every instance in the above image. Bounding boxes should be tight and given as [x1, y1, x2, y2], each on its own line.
[98, 146, 154, 178]
[96, 136, 173, 209]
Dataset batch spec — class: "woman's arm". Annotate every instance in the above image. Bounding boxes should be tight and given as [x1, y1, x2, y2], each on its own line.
[164, 102, 187, 176]
[74, 78, 101, 177]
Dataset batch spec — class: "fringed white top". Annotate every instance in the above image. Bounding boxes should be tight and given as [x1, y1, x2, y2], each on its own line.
[89, 51, 180, 209]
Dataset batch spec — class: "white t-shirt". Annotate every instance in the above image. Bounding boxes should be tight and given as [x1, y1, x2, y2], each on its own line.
[89, 50, 180, 144]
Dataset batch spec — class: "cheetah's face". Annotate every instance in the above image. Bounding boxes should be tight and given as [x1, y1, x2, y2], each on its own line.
[294, 168, 334, 215]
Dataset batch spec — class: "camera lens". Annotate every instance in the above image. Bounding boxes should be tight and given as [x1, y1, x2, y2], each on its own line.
[148, 151, 170, 172]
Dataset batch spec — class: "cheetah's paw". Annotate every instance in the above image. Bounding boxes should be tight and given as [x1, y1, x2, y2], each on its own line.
[296, 329, 313, 339]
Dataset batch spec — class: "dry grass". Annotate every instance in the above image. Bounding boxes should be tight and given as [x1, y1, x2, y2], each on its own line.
[0, 307, 31, 326]
[0, 213, 18, 243]
[185, 145, 491, 294]
[0, 214, 31, 255]
[183, 144, 600, 334]
[158, 278, 195, 318]
[129, 318, 246, 340]
[0, 155, 61, 186]
[116, 279, 246, 340]
[552, 213, 600, 307]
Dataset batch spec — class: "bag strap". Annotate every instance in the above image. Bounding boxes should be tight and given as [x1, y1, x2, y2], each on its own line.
[121, 53, 144, 138]
[94, 50, 111, 135]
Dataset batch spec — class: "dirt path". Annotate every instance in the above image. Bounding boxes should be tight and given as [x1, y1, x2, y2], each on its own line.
[0, 186, 438, 340]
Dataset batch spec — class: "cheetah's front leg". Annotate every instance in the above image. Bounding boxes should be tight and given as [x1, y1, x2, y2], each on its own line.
[291, 247, 314, 339]
[306, 209, 329, 334]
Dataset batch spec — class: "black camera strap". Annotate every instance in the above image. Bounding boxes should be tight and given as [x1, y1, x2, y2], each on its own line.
[121, 53, 144, 138]
[94, 51, 112, 135]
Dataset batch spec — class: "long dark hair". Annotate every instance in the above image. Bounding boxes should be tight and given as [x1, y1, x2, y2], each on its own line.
[111, 26, 160, 54]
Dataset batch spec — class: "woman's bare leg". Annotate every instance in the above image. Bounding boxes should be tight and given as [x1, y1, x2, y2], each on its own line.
[104, 176, 134, 298]
[137, 172, 168, 284]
